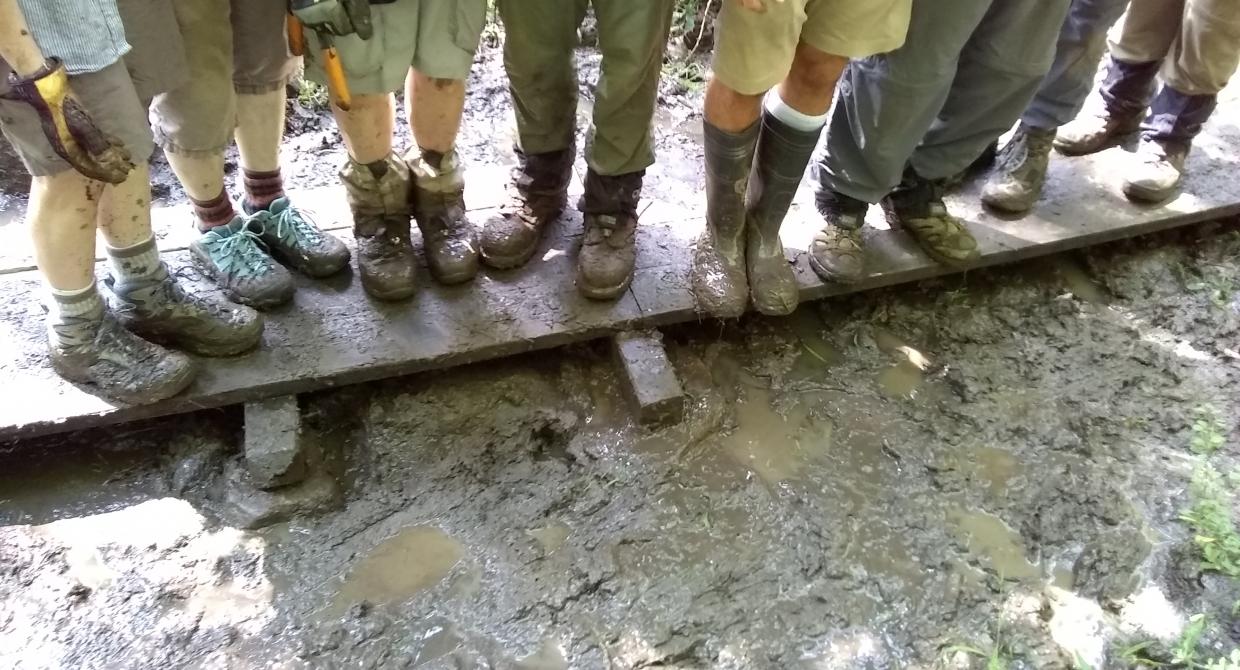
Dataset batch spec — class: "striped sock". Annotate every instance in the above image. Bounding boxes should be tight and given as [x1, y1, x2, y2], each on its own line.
[243, 168, 285, 212]
[191, 189, 237, 231]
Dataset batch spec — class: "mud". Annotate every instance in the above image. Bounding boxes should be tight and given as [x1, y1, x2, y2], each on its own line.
[2, 24, 1240, 670]
[1, 221, 1237, 668]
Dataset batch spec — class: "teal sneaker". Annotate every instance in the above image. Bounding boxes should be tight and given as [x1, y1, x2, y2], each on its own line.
[245, 197, 350, 278]
[189, 216, 294, 309]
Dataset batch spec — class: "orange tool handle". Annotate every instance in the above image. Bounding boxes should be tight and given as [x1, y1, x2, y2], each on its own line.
[322, 46, 351, 111]
[287, 14, 305, 57]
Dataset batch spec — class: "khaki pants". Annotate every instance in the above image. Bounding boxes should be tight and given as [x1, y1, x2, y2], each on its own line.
[150, 0, 297, 156]
[1110, 0, 1240, 95]
[496, 0, 674, 176]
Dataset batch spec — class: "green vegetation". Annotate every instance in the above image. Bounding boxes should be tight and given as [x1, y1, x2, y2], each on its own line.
[296, 79, 330, 111]
[1117, 615, 1240, 668]
[1190, 406, 1227, 456]
[1180, 462, 1240, 578]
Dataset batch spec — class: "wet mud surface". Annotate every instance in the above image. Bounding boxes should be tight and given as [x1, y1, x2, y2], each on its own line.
[3, 26, 1240, 670]
[3, 223, 1240, 668]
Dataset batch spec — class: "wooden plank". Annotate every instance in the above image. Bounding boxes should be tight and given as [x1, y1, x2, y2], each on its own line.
[0, 104, 1238, 440]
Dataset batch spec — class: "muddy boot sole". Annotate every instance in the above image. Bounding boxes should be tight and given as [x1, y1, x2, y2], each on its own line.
[480, 238, 543, 271]
[128, 325, 262, 358]
[50, 353, 197, 404]
[1122, 179, 1179, 204]
[360, 277, 417, 302]
[577, 274, 632, 301]
[807, 252, 863, 285]
[881, 205, 979, 269]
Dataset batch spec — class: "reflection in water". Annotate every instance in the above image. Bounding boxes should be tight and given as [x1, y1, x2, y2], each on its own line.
[952, 508, 1040, 580]
[329, 526, 464, 615]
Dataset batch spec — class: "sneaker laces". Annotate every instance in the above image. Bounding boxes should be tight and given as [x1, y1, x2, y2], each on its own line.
[205, 226, 272, 280]
[267, 204, 324, 250]
[114, 271, 227, 321]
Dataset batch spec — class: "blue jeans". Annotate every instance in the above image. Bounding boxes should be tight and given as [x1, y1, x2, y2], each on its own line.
[1021, 0, 1132, 130]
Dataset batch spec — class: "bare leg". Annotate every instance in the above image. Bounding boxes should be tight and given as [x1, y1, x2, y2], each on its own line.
[407, 71, 465, 154]
[96, 163, 153, 248]
[778, 42, 847, 116]
[234, 89, 285, 172]
[704, 77, 764, 132]
[332, 93, 395, 163]
[29, 171, 102, 290]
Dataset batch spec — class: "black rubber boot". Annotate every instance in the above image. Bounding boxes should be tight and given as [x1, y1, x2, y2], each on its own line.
[690, 119, 759, 319]
[745, 111, 820, 316]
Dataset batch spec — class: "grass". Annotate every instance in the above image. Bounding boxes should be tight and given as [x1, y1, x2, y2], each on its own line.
[1118, 615, 1240, 669]
[663, 59, 708, 93]
[1190, 405, 1227, 456]
[296, 79, 330, 111]
[1180, 462, 1240, 578]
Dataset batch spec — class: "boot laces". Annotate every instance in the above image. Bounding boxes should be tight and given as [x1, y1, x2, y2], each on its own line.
[205, 226, 272, 280]
[115, 270, 226, 321]
[268, 204, 324, 250]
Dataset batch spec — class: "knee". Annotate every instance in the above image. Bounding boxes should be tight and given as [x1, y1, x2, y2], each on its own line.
[788, 48, 848, 92]
[707, 76, 764, 108]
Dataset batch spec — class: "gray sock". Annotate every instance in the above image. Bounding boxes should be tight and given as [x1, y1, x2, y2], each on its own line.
[46, 283, 103, 349]
[106, 236, 163, 284]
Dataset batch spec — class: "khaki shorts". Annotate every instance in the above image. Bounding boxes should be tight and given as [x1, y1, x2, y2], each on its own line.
[0, 61, 154, 177]
[713, 0, 913, 95]
[151, 0, 298, 156]
[304, 0, 487, 95]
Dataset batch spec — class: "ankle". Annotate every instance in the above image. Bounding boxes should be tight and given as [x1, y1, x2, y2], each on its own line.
[45, 283, 103, 348]
[243, 168, 285, 212]
[107, 236, 163, 284]
[192, 190, 237, 231]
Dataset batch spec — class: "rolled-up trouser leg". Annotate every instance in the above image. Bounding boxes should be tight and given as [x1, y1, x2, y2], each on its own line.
[496, 0, 590, 157]
[812, 0, 996, 204]
[150, 0, 235, 158]
[1159, 0, 1240, 97]
[586, 0, 675, 176]
[1021, 0, 1131, 130]
[910, 0, 1072, 182]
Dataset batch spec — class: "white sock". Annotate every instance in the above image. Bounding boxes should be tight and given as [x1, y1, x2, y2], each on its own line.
[106, 236, 163, 283]
[764, 92, 828, 132]
[45, 283, 103, 348]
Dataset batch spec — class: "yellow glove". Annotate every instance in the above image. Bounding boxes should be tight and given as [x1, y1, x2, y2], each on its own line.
[2, 58, 135, 183]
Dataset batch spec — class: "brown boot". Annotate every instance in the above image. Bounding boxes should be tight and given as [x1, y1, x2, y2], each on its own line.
[479, 146, 574, 270]
[577, 170, 642, 301]
[406, 148, 479, 285]
[341, 156, 417, 301]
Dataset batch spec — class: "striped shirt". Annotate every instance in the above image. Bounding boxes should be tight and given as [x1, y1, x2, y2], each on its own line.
[16, 0, 131, 75]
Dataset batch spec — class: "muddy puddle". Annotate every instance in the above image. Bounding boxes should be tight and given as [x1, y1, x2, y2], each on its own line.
[325, 525, 466, 617]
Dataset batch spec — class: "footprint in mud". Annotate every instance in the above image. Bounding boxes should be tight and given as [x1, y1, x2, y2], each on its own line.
[326, 526, 465, 617]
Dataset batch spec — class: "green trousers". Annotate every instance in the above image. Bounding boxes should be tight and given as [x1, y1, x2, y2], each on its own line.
[496, 0, 674, 176]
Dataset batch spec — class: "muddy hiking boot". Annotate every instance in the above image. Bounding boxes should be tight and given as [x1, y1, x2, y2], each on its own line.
[690, 120, 758, 319]
[47, 292, 195, 404]
[1054, 108, 1143, 156]
[577, 170, 641, 301]
[809, 190, 868, 284]
[243, 197, 350, 278]
[883, 168, 980, 267]
[1055, 57, 1157, 156]
[744, 111, 821, 316]
[982, 123, 1057, 214]
[189, 216, 295, 310]
[1123, 139, 1189, 203]
[106, 262, 263, 357]
[342, 156, 417, 301]
[407, 148, 479, 285]
[480, 146, 574, 270]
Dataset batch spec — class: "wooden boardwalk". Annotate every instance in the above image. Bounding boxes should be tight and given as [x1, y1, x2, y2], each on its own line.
[0, 110, 1237, 440]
